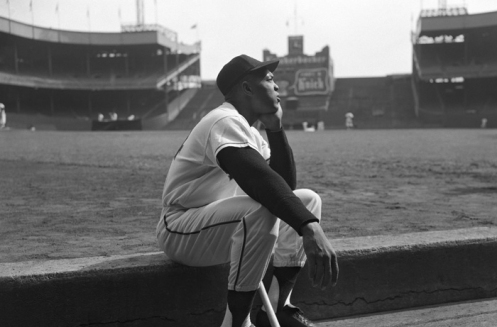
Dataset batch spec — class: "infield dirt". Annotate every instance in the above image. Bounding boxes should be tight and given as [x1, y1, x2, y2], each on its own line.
[1, 128, 496, 263]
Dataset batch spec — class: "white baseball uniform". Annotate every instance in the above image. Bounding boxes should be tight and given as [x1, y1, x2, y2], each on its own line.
[156, 102, 321, 292]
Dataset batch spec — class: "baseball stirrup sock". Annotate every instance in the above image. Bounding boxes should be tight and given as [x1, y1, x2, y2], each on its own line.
[226, 290, 256, 327]
[221, 305, 253, 327]
[272, 266, 301, 311]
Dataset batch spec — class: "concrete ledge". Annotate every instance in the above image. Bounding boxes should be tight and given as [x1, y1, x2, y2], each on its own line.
[1, 227, 497, 327]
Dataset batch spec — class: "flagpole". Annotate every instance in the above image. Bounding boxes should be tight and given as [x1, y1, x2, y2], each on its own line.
[87, 5, 91, 44]
[191, 23, 199, 44]
[30, 0, 34, 38]
[7, 0, 11, 32]
[118, 6, 121, 29]
[87, 6, 91, 32]
[154, 0, 158, 25]
[56, 2, 60, 42]
[56, 2, 60, 31]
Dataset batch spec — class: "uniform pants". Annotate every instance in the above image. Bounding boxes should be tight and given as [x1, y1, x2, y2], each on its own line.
[156, 189, 321, 292]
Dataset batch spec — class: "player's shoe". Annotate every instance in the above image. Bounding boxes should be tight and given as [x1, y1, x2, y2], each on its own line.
[255, 304, 316, 327]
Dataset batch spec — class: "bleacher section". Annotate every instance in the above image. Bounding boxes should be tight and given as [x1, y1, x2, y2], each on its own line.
[322, 76, 418, 129]
[162, 76, 418, 130]
[413, 9, 497, 127]
[0, 16, 201, 130]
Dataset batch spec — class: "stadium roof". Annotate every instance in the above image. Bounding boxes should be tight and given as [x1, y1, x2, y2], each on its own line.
[0, 16, 199, 54]
[416, 10, 497, 37]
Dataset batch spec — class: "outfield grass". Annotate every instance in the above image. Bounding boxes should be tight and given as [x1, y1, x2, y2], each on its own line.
[1, 128, 496, 263]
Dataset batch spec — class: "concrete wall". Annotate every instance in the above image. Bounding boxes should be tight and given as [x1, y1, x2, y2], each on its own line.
[1, 227, 496, 327]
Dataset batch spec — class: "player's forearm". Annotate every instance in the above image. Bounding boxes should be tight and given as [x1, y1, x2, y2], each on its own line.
[239, 171, 317, 235]
[266, 129, 297, 190]
[217, 147, 317, 234]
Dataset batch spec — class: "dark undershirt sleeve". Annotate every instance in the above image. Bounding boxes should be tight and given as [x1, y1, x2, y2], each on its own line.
[266, 129, 297, 190]
[217, 147, 318, 235]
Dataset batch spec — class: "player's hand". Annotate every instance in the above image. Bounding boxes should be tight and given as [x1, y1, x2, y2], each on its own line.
[259, 104, 283, 132]
[301, 222, 339, 289]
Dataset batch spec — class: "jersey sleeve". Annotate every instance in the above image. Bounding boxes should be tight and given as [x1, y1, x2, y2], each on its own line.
[206, 116, 262, 167]
[253, 126, 271, 161]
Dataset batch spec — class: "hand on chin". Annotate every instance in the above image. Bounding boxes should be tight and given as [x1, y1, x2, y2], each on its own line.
[259, 104, 283, 131]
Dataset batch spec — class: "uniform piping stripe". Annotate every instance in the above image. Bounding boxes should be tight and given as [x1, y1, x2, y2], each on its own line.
[163, 214, 241, 235]
[234, 217, 247, 290]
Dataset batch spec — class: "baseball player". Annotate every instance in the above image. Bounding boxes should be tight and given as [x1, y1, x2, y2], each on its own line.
[156, 54, 339, 327]
[345, 112, 354, 130]
[0, 103, 6, 129]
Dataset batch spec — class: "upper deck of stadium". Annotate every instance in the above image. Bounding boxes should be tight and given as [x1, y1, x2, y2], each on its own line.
[416, 9, 497, 36]
[0, 16, 200, 91]
[0, 16, 199, 52]
[413, 9, 497, 80]
[0, 16, 202, 128]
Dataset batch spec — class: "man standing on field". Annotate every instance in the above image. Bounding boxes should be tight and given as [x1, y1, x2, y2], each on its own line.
[0, 103, 6, 129]
[156, 54, 339, 327]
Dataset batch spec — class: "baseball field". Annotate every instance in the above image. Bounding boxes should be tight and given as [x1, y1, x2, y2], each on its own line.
[1, 128, 496, 263]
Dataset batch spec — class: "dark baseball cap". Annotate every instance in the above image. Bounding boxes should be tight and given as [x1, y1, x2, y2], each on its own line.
[216, 54, 279, 96]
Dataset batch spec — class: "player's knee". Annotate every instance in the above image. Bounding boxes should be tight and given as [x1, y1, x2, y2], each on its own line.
[294, 188, 321, 204]
[246, 203, 279, 239]
[258, 205, 279, 230]
[294, 188, 322, 221]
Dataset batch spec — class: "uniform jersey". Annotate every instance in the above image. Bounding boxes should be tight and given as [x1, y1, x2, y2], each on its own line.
[161, 102, 270, 222]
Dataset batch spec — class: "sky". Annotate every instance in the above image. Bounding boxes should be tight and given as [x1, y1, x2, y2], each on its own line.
[2, 0, 497, 80]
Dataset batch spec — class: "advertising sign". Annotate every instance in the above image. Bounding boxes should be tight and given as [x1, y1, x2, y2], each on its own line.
[263, 37, 334, 112]
[293, 68, 331, 95]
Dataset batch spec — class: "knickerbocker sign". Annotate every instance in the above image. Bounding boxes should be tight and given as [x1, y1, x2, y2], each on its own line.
[263, 37, 334, 99]
[294, 68, 330, 95]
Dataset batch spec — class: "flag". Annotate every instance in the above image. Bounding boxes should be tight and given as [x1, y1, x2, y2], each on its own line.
[191, 24, 197, 29]
[86, 6, 90, 17]
[55, 2, 58, 13]
[29, 0, 32, 11]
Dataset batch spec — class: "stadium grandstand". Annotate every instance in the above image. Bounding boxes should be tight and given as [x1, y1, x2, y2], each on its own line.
[165, 34, 419, 131]
[3, 3, 496, 131]
[261, 35, 418, 129]
[0, 14, 201, 131]
[412, 5, 497, 127]
[321, 75, 418, 129]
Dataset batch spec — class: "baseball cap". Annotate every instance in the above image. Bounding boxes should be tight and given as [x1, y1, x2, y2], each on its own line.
[216, 54, 279, 96]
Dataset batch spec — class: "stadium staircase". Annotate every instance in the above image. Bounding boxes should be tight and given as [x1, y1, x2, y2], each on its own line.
[164, 83, 224, 130]
[156, 54, 201, 89]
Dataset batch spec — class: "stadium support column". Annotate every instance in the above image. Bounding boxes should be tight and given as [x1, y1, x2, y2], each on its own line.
[88, 92, 93, 118]
[14, 43, 19, 74]
[175, 39, 179, 114]
[163, 47, 169, 115]
[86, 49, 91, 77]
[48, 45, 53, 77]
[127, 93, 131, 116]
[164, 86, 169, 116]
[124, 52, 129, 77]
[16, 90, 20, 113]
[50, 91, 55, 115]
